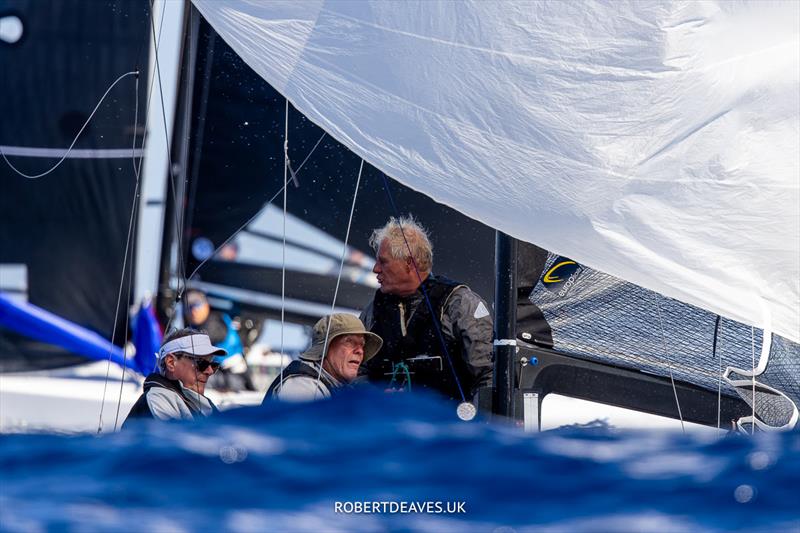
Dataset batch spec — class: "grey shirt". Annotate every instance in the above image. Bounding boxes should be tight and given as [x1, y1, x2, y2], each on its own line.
[146, 380, 215, 421]
[360, 283, 494, 397]
[270, 360, 342, 402]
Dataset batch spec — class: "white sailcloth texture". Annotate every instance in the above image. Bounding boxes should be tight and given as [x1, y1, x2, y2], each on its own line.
[192, 0, 800, 343]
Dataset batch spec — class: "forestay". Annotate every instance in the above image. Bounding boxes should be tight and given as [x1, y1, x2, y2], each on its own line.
[191, 0, 800, 344]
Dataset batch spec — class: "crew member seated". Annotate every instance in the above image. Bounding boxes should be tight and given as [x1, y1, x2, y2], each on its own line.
[265, 314, 382, 401]
[123, 328, 224, 424]
[184, 289, 255, 391]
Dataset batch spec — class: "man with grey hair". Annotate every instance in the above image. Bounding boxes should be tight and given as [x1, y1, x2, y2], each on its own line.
[123, 328, 224, 425]
[360, 215, 493, 402]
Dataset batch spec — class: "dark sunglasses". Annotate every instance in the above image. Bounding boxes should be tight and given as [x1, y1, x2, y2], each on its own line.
[194, 359, 221, 373]
[175, 353, 220, 373]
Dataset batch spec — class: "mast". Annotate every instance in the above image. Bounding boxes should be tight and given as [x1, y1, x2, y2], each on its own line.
[134, 0, 186, 310]
[154, 1, 200, 326]
[492, 231, 518, 419]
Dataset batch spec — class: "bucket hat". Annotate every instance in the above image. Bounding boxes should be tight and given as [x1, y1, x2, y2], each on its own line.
[301, 314, 382, 363]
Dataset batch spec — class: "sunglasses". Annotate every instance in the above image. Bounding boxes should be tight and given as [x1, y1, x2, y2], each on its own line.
[175, 353, 220, 373]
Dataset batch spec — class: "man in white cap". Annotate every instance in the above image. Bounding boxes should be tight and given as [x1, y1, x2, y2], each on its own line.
[123, 328, 226, 424]
[265, 314, 382, 402]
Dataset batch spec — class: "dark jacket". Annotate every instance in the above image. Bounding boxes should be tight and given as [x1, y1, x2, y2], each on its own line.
[360, 274, 493, 400]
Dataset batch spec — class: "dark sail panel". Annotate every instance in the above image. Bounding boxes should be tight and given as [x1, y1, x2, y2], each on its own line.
[517, 246, 799, 430]
[0, 0, 150, 370]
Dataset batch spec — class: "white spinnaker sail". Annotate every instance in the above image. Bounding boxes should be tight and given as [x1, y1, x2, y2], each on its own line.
[191, 0, 800, 344]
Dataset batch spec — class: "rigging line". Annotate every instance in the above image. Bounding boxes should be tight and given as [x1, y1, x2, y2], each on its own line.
[98, 0, 168, 431]
[128, 0, 166, 182]
[112, 75, 146, 429]
[98, 75, 144, 434]
[653, 297, 685, 434]
[151, 0, 190, 334]
[379, 173, 466, 403]
[315, 159, 365, 395]
[286, 131, 327, 186]
[712, 315, 722, 434]
[751, 326, 756, 435]
[113, 201, 140, 432]
[133, 0, 169, 179]
[183, 129, 325, 285]
[182, 31, 217, 267]
[185, 182, 291, 282]
[132, 69, 143, 178]
[279, 99, 290, 390]
[1, 71, 138, 180]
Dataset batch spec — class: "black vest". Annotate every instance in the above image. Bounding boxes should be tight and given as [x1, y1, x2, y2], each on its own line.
[265, 360, 340, 398]
[122, 373, 212, 427]
[364, 275, 470, 400]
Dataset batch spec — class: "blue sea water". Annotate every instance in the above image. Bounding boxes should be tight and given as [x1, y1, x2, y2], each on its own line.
[1, 389, 798, 533]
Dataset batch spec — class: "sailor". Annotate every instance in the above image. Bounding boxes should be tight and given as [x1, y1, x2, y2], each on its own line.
[184, 289, 255, 392]
[360, 216, 493, 401]
[123, 328, 225, 425]
[265, 314, 382, 401]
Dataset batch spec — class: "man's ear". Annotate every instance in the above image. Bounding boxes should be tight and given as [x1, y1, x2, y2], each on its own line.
[405, 257, 414, 272]
[164, 354, 176, 372]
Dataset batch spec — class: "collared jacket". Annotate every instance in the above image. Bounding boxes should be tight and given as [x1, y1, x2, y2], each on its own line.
[123, 373, 216, 426]
[360, 274, 493, 400]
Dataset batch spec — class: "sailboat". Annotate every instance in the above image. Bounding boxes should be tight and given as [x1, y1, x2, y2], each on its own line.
[189, 0, 799, 432]
[2, 0, 797, 434]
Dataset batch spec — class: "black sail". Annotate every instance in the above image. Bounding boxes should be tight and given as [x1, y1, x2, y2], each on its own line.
[0, 0, 149, 371]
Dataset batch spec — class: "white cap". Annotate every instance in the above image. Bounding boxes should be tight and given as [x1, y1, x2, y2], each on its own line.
[157, 334, 226, 363]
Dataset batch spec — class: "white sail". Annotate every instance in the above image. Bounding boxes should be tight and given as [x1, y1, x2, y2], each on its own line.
[191, 0, 800, 343]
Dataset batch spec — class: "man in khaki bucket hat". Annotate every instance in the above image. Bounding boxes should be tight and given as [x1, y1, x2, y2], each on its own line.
[265, 314, 382, 401]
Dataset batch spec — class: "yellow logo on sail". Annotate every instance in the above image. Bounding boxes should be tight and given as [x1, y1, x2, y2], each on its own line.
[543, 261, 577, 283]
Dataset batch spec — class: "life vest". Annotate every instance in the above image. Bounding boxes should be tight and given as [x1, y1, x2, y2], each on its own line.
[364, 274, 471, 400]
[265, 360, 340, 398]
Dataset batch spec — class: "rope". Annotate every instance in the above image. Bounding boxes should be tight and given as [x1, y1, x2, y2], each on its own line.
[712, 315, 722, 435]
[286, 131, 326, 186]
[654, 297, 685, 433]
[279, 99, 290, 392]
[379, 173, 467, 403]
[97, 74, 142, 434]
[1, 71, 138, 180]
[751, 326, 756, 435]
[183, 131, 327, 283]
[98, 0, 170, 432]
[314, 160, 365, 391]
[388, 361, 412, 391]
